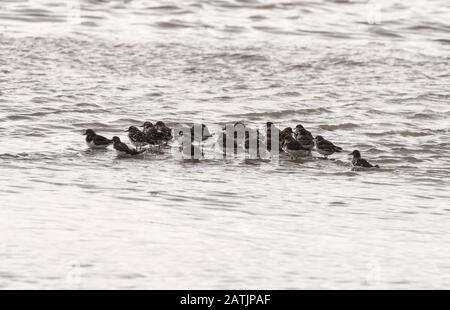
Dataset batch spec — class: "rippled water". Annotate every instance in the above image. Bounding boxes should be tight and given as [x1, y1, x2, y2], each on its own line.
[1, 0, 450, 289]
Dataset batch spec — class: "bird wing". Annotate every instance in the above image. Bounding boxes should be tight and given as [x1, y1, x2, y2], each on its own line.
[162, 127, 172, 139]
[358, 158, 374, 168]
[333, 145, 343, 152]
[317, 139, 335, 151]
[93, 135, 112, 145]
[137, 132, 148, 143]
[287, 140, 306, 151]
[115, 142, 132, 153]
[128, 132, 137, 142]
[297, 135, 314, 145]
[144, 128, 161, 144]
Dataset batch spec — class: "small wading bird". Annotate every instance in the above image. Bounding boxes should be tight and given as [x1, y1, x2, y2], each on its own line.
[349, 150, 379, 168]
[125, 126, 148, 150]
[112, 136, 146, 156]
[279, 127, 294, 152]
[155, 121, 173, 142]
[83, 129, 113, 149]
[294, 124, 314, 151]
[314, 135, 343, 158]
[141, 122, 165, 145]
[282, 135, 311, 158]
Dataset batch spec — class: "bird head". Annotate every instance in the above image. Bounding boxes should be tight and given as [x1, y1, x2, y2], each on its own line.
[349, 150, 361, 158]
[283, 127, 293, 134]
[315, 135, 324, 141]
[83, 129, 95, 136]
[125, 126, 138, 133]
[141, 122, 153, 129]
[155, 121, 166, 127]
[295, 124, 305, 131]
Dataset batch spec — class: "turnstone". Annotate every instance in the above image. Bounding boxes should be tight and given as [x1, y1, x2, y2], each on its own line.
[141, 121, 154, 135]
[83, 129, 113, 149]
[155, 121, 173, 141]
[279, 127, 294, 152]
[141, 121, 165, 145]
[349, 150, 379, 168]
[112, 136, 146, 156]
[125, 126, 148, 150]
[294, 124, 314, 151]
[282, 135, 311, 158]
[280, 127, 293, 141]
[314, 135, 343, 158]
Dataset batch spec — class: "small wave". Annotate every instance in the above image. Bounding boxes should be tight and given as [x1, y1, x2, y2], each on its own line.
[408, 112, 439, 120]
[80, 21, 98, 27]
[248, 15, 268, 21]
[406, 24, 450, 33]
[366, 130, 436, 137]
[319, 123, 359, 131]
[72, 122, 110, 128]
[146, 5, 181, 11]
[434, 39, 450, 45]
[0, 153, 28, 159]
[368, 27, 403, 38]
[154, 21, 192, 29]
[203, 51, 268, 62]
[275, 91, 301, 97]
[224, 108, 331, 120]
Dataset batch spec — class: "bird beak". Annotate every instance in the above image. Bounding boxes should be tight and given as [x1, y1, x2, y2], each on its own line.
[348, 152, 353, 155]
[124, 129, 129, 132]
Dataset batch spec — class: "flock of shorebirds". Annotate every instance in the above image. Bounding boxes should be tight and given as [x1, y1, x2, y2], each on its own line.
[83, 121, 379, 168]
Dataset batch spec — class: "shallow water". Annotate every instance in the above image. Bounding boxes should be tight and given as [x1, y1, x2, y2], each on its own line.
[0, 0, 450, 289]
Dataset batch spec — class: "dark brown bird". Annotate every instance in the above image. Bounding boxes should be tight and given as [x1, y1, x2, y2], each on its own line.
[314, 135, 343, 158]
[155, 121, 173, 141]
[125, 126, 147, 150]
[112, 136, 146, 156]
[282, 135, 311, 158]
[349, 150, 379, 168]
[141, 122, 165, 145]
[83, 129, 113, 149]
[279, 127, 294, 152]
[294, 124, 314, 151]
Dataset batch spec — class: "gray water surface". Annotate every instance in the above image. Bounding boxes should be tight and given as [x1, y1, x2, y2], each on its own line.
[0, 0, 449, 289]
